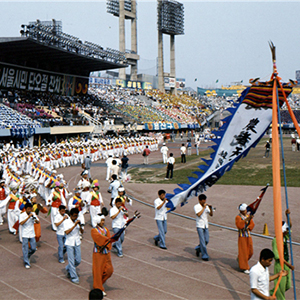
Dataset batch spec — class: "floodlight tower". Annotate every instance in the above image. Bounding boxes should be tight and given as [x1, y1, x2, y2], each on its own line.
[157, 0, 184, 94]
[107, 0, 139, 80]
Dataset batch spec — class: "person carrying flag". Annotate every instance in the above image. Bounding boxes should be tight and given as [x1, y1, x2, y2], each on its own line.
[236, 203, 255, 274]
[250, 248, 288, 300]
[91, 214, 114, 297]
[270, 209, 295, 300]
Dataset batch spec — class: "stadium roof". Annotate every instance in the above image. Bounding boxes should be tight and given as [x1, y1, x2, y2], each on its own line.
[0, 37, 126, 77]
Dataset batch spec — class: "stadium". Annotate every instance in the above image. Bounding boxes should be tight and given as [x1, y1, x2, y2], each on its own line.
[0, 1, 300, 300]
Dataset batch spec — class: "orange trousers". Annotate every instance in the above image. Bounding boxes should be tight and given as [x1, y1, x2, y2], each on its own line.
[238, 236, 253, 270]
[93, 252, 114, 291]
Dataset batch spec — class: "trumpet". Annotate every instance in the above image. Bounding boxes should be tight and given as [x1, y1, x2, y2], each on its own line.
[208, 204, 216, 211]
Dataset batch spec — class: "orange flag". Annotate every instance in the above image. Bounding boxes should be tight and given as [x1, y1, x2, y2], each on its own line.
[271, 78, 284, 295]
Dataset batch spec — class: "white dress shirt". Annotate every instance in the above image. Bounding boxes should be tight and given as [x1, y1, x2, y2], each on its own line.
[19, 211, 39, 238]
[110, 206, 126, 229]
[108, 180, 121, 199]
[160, 146, 169, 154]
[250, 261, 270, 300]
[194, 203, 211, 228]
[167, 157, 175, 165]
[154, 198, 167, 221]
[54, 213, 68, 236]
[64, 218, 81, 246]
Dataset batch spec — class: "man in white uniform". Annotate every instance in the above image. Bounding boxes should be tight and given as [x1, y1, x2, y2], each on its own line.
[160, 143, 169, 164]
[105, 155, 114, 181]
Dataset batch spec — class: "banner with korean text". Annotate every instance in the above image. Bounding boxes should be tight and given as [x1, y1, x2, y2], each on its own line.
[144, 123, 181, 130]
[166, 82, 293, 211]
[0, 62, 88, 96]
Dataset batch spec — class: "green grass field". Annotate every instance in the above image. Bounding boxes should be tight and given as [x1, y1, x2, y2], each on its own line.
[129, 137, 300, 186]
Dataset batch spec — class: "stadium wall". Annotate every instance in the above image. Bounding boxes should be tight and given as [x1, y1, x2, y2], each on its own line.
[50, 126, 94, 135]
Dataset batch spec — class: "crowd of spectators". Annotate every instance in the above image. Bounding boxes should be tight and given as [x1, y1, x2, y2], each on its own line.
[114, 103, 175, 123]
[282, 94, 300, 110]
[145, 90, 211, 125]
[90, 86, 145, 106]
[0, 103, 41, 130]
[280, 110, 300, 124]
[2, 85, 300, 132]
[89, 86, 207, 125]
[1, 90, 117, 128]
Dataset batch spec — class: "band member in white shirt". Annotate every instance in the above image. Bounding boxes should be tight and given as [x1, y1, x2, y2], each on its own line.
[64, 208, 84, 284]
[54, 205, 68, 264]
[19, 202, 39, 269]
[194, 194, 213, 261]
[153, 189, 168, 250]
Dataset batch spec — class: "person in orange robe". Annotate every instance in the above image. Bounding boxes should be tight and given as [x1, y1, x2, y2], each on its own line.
[235, 203, 255, 274]
[91, 215, 114, 297]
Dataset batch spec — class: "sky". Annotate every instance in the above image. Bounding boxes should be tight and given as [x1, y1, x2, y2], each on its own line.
[1, 0, 300, 90]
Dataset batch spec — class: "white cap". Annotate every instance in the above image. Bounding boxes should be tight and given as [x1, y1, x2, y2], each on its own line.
[94, 215, 105, 225]
[239, 203, 248, 211]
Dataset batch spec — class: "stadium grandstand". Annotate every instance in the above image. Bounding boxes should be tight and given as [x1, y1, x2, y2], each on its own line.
[1, 19, 300, 149]
[0, 19, 129, 145]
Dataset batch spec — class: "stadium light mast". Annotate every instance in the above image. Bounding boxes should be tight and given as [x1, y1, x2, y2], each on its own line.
[107, 0, 139, 81]
[157, 0, 184, 95]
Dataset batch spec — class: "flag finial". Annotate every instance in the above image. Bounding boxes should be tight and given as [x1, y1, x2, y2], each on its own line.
[269, 41, 277, 75]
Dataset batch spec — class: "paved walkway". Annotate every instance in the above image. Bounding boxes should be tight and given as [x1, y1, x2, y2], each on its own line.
[0, 140, 299, 300]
